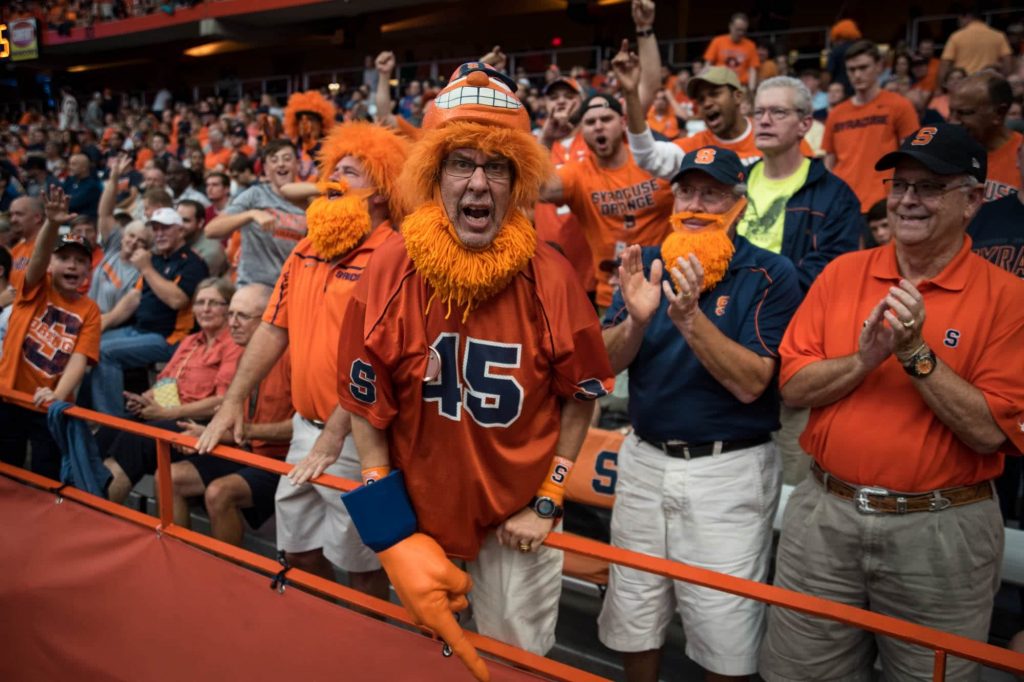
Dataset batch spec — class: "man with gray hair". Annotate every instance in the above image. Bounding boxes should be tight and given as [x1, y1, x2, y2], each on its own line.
[743, 76, 864, 485]
[760, 123, 1024, 680]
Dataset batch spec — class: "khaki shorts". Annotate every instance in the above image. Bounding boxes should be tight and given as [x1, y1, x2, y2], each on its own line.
[274, 414, 380, 573]
[760, 474, 1003, 682]
[598, 433, 781, 676]
[464, 526, 564, 655]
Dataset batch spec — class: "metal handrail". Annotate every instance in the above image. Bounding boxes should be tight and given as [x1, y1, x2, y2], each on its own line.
[3, 385, 1024, 680]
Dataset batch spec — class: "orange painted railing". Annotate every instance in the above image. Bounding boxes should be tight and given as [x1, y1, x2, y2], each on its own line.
[3, 385, 1024, 681]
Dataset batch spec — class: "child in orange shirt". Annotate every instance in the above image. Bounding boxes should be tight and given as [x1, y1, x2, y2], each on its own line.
[0, 187, 102, 480]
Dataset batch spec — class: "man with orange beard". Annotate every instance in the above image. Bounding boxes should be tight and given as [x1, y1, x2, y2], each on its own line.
[282, 90, 337, 181]
[597, 147, 801, 682]
[336, 62, 613, 681]
[197, 121, 408, 600]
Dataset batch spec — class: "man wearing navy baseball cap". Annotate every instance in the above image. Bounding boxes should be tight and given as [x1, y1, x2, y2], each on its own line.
[760, 125, 1024, 680]
[598, 146, 803, 680]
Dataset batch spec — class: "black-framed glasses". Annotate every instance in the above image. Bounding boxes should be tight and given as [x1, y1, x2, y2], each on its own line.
[883, 178, 971, 201]
[442, 156, 512, 181]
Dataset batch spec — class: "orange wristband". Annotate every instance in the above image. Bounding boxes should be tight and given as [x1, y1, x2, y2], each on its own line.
[362, 465, 391, 486]
[536, 456, 573, 506]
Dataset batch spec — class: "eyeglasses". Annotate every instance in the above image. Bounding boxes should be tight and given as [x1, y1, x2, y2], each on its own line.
[672, 184, 733, 205]
[227, 311, 258, 322]
[752, 106, 803, 120]
[883, 178, 971, 201]
[442, 156, 512, 181]
[194, 299, 228, 308]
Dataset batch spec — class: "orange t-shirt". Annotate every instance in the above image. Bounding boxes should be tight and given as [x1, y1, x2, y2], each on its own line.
[8, 238, 35, 293]
[703, 35, 761, 85]
[0, 274, 101, 396]
[675, 118, 815, 167]
[779, 238, 1024, 491]
[647, 110, 680, 140]
[247, 350, 294, 458]
[557, 149, 674, 307]
[823, 91, 920, 211]
[204, 147, 232, 171]
[536, 132, 595, 295]
[336, 236, 614, 560]
[263, 223, 397, 422]
[134, 147, 154, 171]
[984, 131, 1023, 202]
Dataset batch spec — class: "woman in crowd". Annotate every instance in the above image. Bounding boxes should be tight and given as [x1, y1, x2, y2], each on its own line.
[99, 277, 242, 502]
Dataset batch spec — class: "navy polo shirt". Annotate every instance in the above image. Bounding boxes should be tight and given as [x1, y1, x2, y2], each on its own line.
[604, 236, 802, 443]
[62, 174, 103, 218]
[133, 245, 208, 340]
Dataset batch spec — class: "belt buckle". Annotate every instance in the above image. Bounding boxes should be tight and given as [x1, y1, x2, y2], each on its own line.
[854, 486, 889, 514]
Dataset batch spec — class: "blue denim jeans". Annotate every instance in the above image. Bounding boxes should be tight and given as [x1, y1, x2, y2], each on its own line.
[85, 326, 176, 418]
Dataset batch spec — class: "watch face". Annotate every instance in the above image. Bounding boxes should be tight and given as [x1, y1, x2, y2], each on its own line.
[535, 498, 556, 517]
[915, 355, 935, 375]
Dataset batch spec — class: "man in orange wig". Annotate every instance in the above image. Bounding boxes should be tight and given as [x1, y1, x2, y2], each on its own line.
[283, 90, 337, 180]
[336, 62, 614, 680]
[197, 121, 408, 600]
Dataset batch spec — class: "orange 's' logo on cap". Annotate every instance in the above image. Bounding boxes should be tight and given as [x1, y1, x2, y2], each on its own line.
[911, 127, 937, 146]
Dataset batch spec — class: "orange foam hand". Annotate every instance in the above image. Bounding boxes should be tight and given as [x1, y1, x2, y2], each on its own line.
[377, 533, 490, 681]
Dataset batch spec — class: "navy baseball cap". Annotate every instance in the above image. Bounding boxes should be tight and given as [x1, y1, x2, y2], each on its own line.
[54, 233, 93, 258]
[574, 94, 624, 120]
[671, 146, 747, 186]
[875, 123, 986, 184]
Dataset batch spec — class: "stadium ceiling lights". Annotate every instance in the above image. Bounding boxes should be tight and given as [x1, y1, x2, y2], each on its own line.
[183, 40, 252, 58]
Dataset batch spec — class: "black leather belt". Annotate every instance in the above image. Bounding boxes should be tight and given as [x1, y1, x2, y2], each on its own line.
[302, 417, 326, 430]
[636, 433, 771, 460]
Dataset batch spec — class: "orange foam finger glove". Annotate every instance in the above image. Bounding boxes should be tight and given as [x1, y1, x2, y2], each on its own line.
[378, 533, 490, 681]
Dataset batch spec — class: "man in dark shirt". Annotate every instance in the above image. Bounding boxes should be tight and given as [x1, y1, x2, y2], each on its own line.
[84, 207, 208, 417]
[969, 141, 1024, 278]
[62, 153, 103, 218]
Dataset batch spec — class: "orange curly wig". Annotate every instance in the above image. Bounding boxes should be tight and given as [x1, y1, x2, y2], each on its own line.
[283, 91, 337, 139]
[397, 120, 552, 217]
[315, 122, 410, 223]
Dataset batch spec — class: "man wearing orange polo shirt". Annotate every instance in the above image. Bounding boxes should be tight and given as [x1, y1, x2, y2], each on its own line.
[197, 121, 408, 600]
[760, 124, 1024, 681]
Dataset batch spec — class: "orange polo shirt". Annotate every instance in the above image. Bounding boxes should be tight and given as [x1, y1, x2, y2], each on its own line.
[780, 238, 1024, 492]
[984, 131, 1023, 202]
[263, 222, 397, 422]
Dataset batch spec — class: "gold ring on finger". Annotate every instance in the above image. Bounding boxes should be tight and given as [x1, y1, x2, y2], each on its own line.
[518, 542, 531, 553]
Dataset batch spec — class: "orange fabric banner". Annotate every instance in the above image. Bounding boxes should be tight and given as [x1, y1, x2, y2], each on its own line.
[0, 476, 543, 681]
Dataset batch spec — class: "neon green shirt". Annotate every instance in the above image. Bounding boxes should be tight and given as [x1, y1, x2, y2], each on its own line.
[738, 158, 811, 254]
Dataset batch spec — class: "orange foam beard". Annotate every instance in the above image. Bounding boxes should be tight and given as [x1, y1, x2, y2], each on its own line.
[305, 180, 373, 260]
[661, 197, 746, 293]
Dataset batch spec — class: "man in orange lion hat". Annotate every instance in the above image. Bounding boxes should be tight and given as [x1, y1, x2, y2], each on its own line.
[336, 62, 615, 681]
[283, 90, 336, 181]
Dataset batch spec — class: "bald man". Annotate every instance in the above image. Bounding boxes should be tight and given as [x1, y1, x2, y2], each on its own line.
[62, 153, 103, 218]
[6, 196, 46, 300]
[949, 72, 1023, 201]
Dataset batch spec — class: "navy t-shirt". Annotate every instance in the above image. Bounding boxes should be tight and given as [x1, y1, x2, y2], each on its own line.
[967, 195, 1024, 279]
[604, 236, 802, 442]
[132, 245, 208, 340]
[62, 174, 103, 218]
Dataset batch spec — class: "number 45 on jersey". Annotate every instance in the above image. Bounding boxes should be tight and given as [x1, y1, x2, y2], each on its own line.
[350, 333, 524, 428]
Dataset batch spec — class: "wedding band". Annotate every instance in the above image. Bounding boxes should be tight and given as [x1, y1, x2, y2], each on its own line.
[901, 319, 915, 329]
[518, 542, 530, 553]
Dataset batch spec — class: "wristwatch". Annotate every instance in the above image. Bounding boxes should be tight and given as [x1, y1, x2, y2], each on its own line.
[530, 496, 564, 519]
[902, 346, 937, 378]
[636, 27, 655, 38]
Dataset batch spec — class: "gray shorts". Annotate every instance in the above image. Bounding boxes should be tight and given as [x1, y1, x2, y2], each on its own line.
[760, 473, 1003, 682]
[274, 414, 380, 573]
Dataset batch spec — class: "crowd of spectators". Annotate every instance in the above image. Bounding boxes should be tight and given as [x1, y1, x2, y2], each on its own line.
[1, 2, 1024, 679]
[3, 0, 207, 32]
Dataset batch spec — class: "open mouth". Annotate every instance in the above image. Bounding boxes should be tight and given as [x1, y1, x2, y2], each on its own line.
[327, 188, 343, 199]
[704, 110, 722, 127]
[461, 205, 492, 228]
[594, 134, 608, 147]
[435, 86, 521, 110]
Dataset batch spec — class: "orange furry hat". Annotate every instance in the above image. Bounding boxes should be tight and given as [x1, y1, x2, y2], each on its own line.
[831, 19, 862, 42]
[398, 120, 551, 216]
[316, 121, 410, 223]
[283, 91, 337, 139]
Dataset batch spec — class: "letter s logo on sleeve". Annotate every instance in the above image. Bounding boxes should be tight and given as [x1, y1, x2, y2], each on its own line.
[349, 359, 377, 404]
